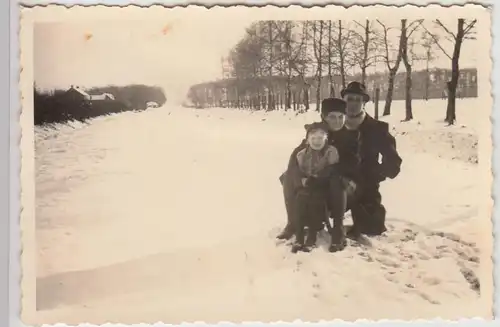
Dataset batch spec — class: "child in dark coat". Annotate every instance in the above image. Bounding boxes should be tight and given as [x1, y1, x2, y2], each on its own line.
[289, 122, 340, 253]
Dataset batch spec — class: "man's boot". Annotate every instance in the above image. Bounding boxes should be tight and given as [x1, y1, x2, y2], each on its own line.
[304, 228, 318, 248]
[329, 216, 346, 252]
[277, 223, 295, 240]
[362, 204, 387, 236]
[347, 202, 367, 240]
[278, 171, 297, 240]
[350, 203, 387, 237]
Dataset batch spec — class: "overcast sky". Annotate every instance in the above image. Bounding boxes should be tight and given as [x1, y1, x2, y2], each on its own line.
[33, 6, 482, 103]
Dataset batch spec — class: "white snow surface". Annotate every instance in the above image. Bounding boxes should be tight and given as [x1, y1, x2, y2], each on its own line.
[33, 99, 492, 324]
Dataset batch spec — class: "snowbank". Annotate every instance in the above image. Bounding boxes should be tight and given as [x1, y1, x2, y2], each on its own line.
[33, 100, 491, 324]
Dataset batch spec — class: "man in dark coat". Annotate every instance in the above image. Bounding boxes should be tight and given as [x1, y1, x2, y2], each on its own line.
[277, 98, 361, 251]
[341, 82, 403, 237]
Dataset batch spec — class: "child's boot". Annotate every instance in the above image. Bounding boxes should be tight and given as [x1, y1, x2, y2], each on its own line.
[329, 216, 347, 252]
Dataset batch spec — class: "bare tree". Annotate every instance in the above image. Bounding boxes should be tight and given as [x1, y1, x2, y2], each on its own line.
[423, 18, 477, 125]
[241, 21, 282, 110]
[327, 20, 335, 96]
[352, 20, 383, 84]
[262, 21, 281, 110]
[227, 25, 265, 109]
[275, 21, 293, 110]
[420, 32, 437, 101]
[312, 21, 326, 111]
[376, 20, 404, 116]
[400, 19, 424, 122]
[333, 20, 353, 89]
[297, 21, 312, 111]
[273, 21, 311, 111]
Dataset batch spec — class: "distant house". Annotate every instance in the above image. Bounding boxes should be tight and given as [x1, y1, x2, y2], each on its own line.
[89, 93, 115, 101]
[146, 101, 159, 108]
[64, 86, 91, 102]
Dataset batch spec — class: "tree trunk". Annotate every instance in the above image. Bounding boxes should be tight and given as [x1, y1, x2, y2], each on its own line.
[313, 21, 324, 111]
[404, 67, 413, 120]
[374, 88, 380, 120]
[425, 49, 430, 101]
[383, 72, 396, 116]
[382, 20, 404, 116]
[338, 20, 346, 88]
[304, 86, 310, 110]
[401, 19, 413, 121]
[267, 21, 274, 111]
[286, 78, 292, 109]
[338, 20, 347, 89]
[285, 23, 293, 110]
[445, 19, 465, 125]
[361, 20, 370, 84]
[328, 21, 334, 97]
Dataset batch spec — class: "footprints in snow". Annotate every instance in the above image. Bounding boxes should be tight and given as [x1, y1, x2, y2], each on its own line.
[355, 222, 480, 298]
[276, 220, 480, 303]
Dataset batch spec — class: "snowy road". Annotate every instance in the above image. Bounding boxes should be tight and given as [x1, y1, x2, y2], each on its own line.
[34, 101, 491, 324]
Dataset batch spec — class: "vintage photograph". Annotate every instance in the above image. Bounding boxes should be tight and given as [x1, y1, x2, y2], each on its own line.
[19, 4, 492, 325]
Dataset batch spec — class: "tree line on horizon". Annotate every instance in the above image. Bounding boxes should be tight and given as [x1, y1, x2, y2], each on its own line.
[188, 18, 477, 125]
[34, 84, 167, 126]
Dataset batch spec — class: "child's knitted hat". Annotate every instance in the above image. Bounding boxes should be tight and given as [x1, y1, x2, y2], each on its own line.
[304, 122, 329, 136]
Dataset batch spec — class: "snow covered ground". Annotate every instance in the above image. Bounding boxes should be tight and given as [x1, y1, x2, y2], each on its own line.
[32, 99, 492, 324]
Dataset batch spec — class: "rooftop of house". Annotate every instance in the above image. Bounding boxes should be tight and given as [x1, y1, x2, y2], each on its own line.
[90, 93, 115, 101]
[67, 86, 117, 101]
[68, 86, 91, 99]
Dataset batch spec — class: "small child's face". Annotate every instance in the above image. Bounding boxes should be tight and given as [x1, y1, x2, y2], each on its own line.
[307, 129, 328, 150]
[323, 112, 345, 131]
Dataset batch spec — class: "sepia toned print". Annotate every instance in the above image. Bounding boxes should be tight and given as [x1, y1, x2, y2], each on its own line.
[19, 4, 492, 325]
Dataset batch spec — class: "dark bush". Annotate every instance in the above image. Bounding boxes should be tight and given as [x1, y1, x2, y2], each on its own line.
[34, 84, 167, 126]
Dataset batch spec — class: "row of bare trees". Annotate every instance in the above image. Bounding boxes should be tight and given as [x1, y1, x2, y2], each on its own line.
[224, 18, 476, 125]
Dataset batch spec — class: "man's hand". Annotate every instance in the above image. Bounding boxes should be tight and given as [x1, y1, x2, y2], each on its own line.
[301, 178, 308, 187]
[342, 178, 357, 195]
[378, 123, 402, 179]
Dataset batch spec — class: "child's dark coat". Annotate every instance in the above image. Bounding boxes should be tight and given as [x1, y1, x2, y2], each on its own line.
[282, 126, 361, 249]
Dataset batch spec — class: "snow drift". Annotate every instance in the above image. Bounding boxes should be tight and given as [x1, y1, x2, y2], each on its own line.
[33, 99, 492, 324]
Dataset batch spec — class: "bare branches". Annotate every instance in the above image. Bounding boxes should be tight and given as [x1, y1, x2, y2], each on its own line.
[421, 24, 452, 60]
[463, 19, 478, 40]
[435, 19, 456, 41]
[464, 19, 477, 34]
[350, 19, 384, 83]
[225, 18, 478, 113]
[375, 20, 390, 66]
[421, 18, 477, 61]
[375, 19, 403, 71]
[421, 18, 477, 124]
[407, 19, 424, 38]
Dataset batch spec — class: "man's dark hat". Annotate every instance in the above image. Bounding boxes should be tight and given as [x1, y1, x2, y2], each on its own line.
[304, 121, 329, 136]
[341, 81, 370, 102]
[321, 98, 346, 116]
